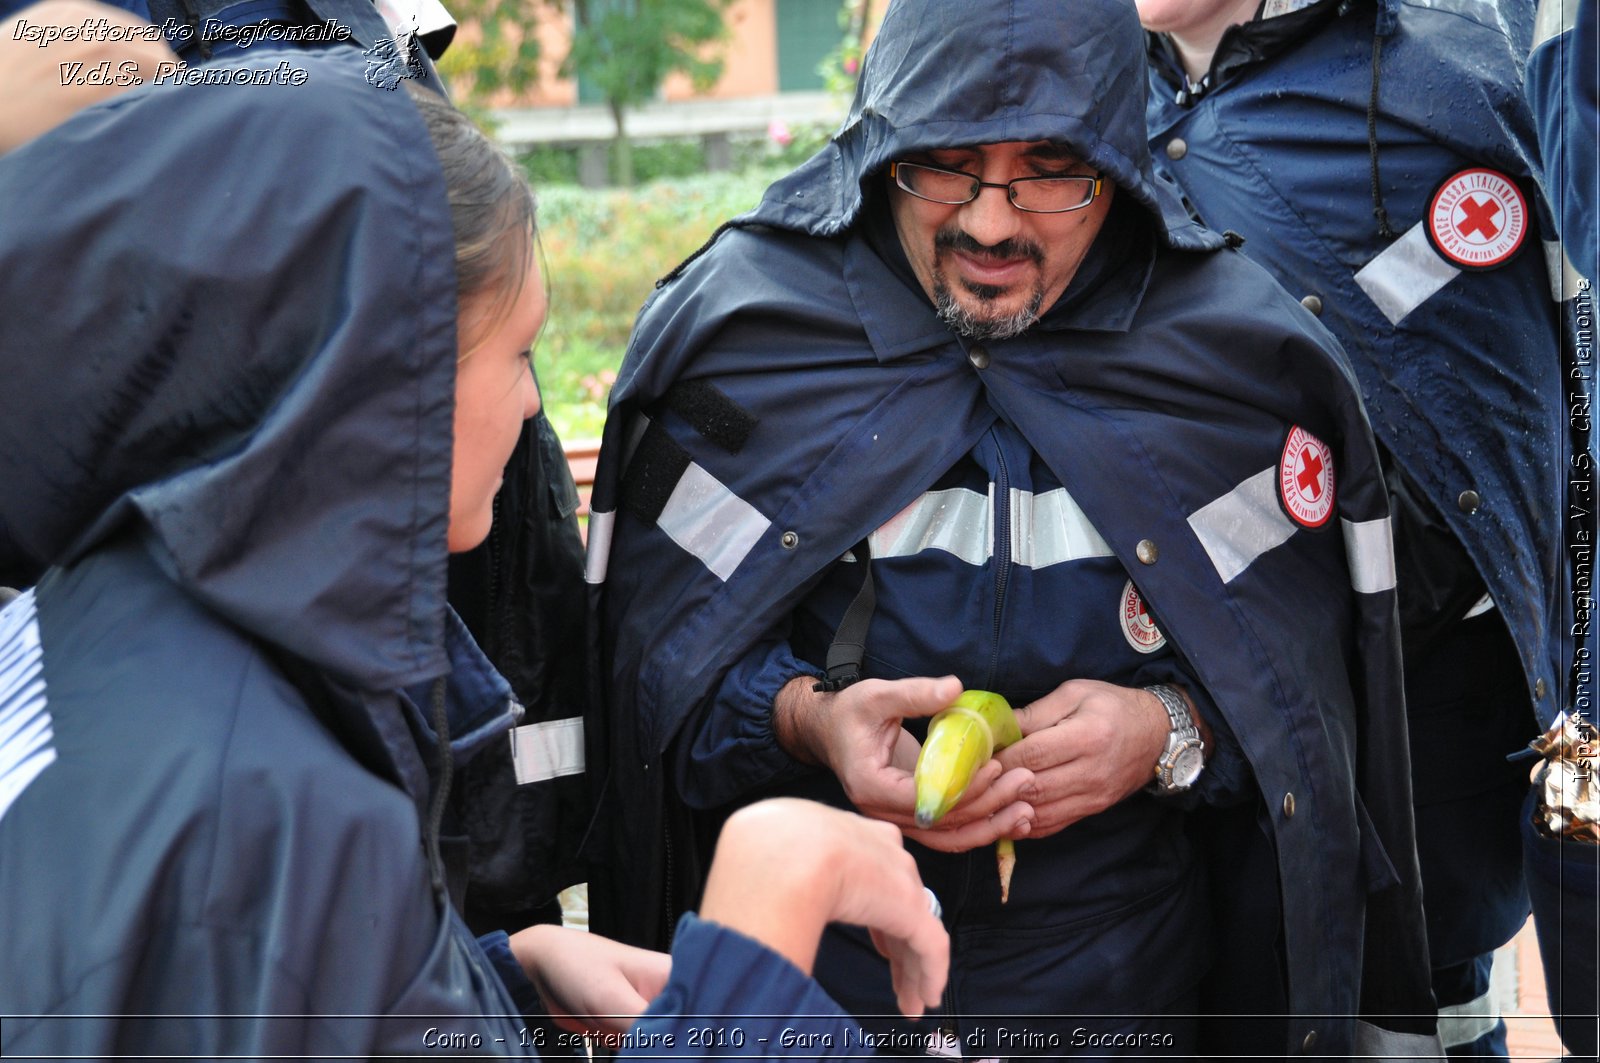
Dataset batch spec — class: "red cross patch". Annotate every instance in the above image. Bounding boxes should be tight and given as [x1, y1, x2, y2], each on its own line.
[1426, 168, 1528, 270]
[1120, 580, 1166, 654]
[1279, 426, 1336, 529]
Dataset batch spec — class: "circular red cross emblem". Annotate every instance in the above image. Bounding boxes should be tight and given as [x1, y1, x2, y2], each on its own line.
[1120, 580, 1166, 654]
[1426, 168, 1528, 270]
[1279, 425, 1335, 528]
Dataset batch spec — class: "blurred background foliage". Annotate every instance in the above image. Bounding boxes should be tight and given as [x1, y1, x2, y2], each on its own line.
[437, 0, 871, 440]
[532, 131, 829, 440]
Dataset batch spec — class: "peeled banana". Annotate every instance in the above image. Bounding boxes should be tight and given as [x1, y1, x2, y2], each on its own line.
[912, 689, 1023, 902]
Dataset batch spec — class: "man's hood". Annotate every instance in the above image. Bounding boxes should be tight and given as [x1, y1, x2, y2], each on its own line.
[0, 55, 461, 692]
[743, 0, 1218, 250]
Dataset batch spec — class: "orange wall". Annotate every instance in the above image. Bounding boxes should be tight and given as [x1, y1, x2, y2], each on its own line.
[664, 0, 775, 100]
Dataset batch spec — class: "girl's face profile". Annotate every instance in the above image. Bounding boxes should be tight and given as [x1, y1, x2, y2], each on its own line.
[447, 250, 547, 553]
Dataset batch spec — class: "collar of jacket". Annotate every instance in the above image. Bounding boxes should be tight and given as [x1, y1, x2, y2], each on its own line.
[401, 606, 520, 769]
[845, 199, 1159, 364]
[1147, 0, 1398, 100]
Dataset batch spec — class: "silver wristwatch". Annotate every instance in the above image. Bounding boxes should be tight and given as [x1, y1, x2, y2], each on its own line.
[1146, 683, 1205, 794]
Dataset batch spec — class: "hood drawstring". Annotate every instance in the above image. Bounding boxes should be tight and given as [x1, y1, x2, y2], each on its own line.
[1366, 22, 1398, 239]
[425, 676, 454, 896]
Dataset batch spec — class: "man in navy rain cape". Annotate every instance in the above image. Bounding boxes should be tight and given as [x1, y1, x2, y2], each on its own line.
[586, 0, 1439, 1056]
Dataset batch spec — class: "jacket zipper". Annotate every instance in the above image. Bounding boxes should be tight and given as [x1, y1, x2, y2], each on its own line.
[986, 432, 1011, 690]
[660, 804, 677, 946]
[487, 491, 508, 661]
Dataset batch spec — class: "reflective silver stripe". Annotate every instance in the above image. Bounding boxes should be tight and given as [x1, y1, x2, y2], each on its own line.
[509, 717, 586, 785]
[869, 486, 1113, 569]
[870, 486, 992, 566]
[657, 462, 771, 582]
[1187, 467, 1297, 584]
[1464, 592, 1497, 619]
[1342, 516, 1398, 594]
[1353, 1021, 1445, 1060]
[1535, 0, 1577, 48]
[1438, 986, 1500, 1049]
[1011, 487, 1114, 569]
[0, 590, 54, 825]
[1355, 222, 1460, 325]
[1545, 240, 1587, 300]
[1261, 0, 1321, 15]
[584, 509, 614, 585]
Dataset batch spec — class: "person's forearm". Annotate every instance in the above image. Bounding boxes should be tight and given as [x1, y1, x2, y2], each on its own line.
[699, 873, 828, 977]
[771, 674, 829, 767]
[697, 813, 833, 975]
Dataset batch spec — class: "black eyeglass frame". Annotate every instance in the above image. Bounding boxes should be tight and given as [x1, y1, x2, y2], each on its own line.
[890, 160, 1105, 214]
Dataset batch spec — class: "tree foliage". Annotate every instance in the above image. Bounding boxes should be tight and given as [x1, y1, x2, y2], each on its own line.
[564, 0, 731, 184]
[435, 0, 546, 107]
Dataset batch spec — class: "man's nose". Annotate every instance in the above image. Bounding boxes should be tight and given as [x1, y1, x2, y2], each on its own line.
[957, 183, 1024, 248]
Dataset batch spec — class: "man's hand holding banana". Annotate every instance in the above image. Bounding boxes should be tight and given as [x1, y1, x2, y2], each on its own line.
[771, 673, 1036, 852]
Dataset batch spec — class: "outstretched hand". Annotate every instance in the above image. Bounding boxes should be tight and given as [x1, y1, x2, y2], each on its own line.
[508, 924, 671, 1036]
[772, 675, 1035, 852]
[1, 0, 179, 154]
[699, 798, 949, 1019]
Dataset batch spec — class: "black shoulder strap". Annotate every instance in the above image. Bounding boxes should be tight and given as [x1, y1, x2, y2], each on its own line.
[814, 537, 875, 693]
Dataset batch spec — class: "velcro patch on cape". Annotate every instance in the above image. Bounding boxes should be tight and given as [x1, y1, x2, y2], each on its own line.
[620, 419, 691, 525]
[663, 379, 756, 454]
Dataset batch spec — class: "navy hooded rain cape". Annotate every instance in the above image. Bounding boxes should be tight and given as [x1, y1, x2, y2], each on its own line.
[0, 52, 872, 1058]
[587, 0, 1439, 1056]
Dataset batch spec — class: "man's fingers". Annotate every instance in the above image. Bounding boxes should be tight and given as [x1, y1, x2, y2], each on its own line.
[996, 725, 1088, 774]
[931, 764, 1036, 826]
[855, 674, 963, 720]
[842, 762, 919, 819]
[904, 800, 1033, 852]
[1011, 689, 1077, 736]
[1020, 789, 1119, 839]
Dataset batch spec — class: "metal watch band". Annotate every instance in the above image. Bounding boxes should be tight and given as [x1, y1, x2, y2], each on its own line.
[1146, 683, 1205, 794]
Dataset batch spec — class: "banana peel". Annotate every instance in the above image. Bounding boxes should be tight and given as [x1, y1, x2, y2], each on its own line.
[912, 689, 1023, 902]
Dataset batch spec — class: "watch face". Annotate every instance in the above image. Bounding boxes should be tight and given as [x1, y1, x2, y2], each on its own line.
[1172, 745, 1205, 787]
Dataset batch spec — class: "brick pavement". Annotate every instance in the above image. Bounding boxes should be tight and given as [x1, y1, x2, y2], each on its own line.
[1503, 916, 1569, 1061]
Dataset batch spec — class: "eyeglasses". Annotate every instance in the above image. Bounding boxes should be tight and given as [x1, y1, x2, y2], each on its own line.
[891, 161, 1104, 214]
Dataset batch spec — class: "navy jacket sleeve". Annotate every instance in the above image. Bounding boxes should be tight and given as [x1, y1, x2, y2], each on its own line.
[675, 638, 825, 810]
[627, 914, 866, 1056]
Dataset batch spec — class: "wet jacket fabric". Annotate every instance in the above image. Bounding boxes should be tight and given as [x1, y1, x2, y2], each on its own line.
[1145, 0, 1570, 725]
[0, 54, 860, 1058]
[1144, 0, 1572, 986]
[1529, 0, 1598, 285]
[448, 409, 593, 937]
[3, 0, 599, 965]
[587, 0, 1437, 1056]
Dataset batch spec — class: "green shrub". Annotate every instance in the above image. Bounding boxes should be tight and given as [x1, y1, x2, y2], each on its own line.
[534, 167, 789, 443]
[627, 139, 709, 184]
[519, 145, 581, 187]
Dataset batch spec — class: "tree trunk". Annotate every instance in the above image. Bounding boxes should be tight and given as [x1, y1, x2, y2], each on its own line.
[608, 98, 633, 187]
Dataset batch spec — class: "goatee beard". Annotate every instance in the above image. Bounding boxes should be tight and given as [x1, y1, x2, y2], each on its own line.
[933, 275, 1045, 340]
[931, 229, 1046, 341]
